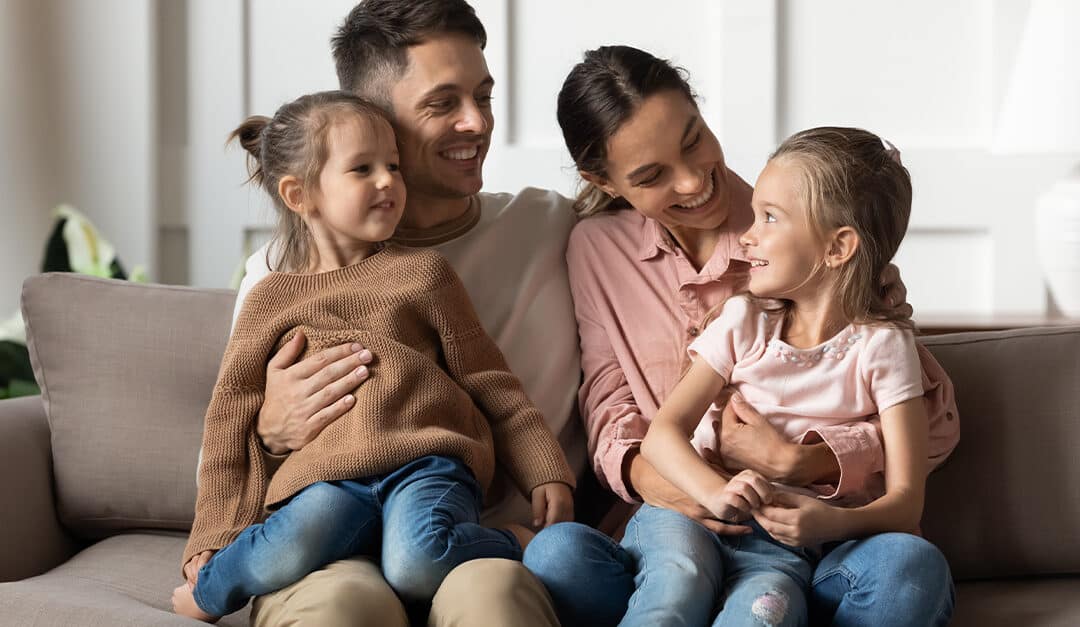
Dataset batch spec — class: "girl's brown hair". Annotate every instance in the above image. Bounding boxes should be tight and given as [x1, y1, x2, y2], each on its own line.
[229, 90, 393, 272]
[768, 126, 914, 329]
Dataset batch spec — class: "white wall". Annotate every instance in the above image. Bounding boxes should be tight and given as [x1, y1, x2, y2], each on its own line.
[0, 0, 156, 314]
[3, 0, 1077, 317]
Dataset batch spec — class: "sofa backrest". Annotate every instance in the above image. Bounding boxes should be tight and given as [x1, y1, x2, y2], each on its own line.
[22, 274, 234, 539]
[921, 325, 1080, 580]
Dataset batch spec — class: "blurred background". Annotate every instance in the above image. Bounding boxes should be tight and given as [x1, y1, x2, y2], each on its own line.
[2, 0, 1078, 320]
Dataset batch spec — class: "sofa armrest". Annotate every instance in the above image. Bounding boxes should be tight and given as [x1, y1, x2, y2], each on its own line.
[0, 395, 79, 581]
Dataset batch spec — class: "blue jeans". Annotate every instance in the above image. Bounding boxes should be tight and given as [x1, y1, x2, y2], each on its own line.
[192, 455, 521, 617]
[524, 506, 954, 627]
[525, 505, 813, 627]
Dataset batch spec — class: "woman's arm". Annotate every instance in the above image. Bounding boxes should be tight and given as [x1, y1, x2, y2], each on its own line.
[753, 397, 928, 546]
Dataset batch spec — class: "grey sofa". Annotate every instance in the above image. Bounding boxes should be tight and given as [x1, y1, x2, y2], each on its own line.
[1, 273, 1078, 625]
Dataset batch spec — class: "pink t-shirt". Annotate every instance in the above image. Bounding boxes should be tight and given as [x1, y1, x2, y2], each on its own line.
[688, 295, 924, 505]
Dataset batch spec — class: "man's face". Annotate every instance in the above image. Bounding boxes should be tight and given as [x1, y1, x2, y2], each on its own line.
[388, 33, 494, 201]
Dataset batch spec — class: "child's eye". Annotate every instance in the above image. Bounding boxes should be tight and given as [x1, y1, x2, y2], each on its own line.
[353, 165, 371, 175]
[764, 212, 777, 223]
[388, 163, 400, 172]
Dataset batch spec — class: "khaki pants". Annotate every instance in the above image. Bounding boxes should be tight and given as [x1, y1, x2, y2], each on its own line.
[250, 557, 559, 627]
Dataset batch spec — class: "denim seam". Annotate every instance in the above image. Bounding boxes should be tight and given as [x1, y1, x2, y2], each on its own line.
[810, 563, 856, 590]
[424, 482, 505, 552]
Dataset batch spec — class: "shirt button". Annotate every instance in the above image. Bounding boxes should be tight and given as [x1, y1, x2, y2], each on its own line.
[688, 326, 699, 337]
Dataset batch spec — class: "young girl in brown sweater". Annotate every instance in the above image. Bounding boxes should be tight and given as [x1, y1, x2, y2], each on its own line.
[172, 91, 574, 622]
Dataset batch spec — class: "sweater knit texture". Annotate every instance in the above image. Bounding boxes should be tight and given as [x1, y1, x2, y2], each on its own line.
[182, 245, 574, 568]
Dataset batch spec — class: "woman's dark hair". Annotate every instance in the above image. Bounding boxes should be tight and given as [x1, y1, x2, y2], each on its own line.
[557, 45, 696, 216]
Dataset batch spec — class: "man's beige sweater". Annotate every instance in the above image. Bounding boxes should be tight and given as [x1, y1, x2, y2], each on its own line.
[182, 245, 574, 567]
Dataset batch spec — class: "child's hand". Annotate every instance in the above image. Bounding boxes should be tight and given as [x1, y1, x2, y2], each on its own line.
[183, 550, 215, 585]
[753, 491, 840, 547]
[531, 482, 574, 528]
[705, 469, 773, 522]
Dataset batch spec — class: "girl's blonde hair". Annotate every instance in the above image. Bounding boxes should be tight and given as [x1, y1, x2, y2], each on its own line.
[767, 126, 914, 329]
[228, 90, 393, 272]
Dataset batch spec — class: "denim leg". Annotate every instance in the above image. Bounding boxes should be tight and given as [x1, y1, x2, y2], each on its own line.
[193, 480, 381, 617]
[523, 521, 636, 627]
[379, 455, 521, 604]
[809, 533, 954, 627]
[619, 504, 725, 627]
[713, 525, 811, 627]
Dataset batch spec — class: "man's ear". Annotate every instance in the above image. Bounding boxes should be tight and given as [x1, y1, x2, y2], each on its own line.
[826, 226, 860, 268]
[278, 175, 307, 214]
[580, 170, 618, 199]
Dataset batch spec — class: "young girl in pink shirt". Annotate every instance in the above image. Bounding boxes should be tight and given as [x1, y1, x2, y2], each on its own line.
[639, 126, 935, 625]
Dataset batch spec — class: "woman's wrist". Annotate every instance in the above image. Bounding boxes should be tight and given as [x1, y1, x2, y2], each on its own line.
[782, 442, 841, 486]
[255, 406, 290, 455]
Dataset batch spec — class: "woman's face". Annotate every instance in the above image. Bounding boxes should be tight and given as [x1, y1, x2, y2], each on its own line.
[587, 89, 733, 237]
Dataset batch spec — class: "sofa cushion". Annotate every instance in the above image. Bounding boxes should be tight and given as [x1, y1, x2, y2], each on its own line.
[21, 274, 235, 538]
[0, 533, 249, 626]
[922, 325, 1080, 580]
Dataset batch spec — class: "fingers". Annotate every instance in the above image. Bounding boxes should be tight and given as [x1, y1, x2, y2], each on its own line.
[701, 518, 753, 535]
[184, 551, 213, 584]
[728, 394, 765, 425]
[267, 331, 306, 371]
[531, 488, 547, 528]
[306, 355, 370, 411]
[548, 493, 574, 527]
[292, 342, 370, 381]
[301, 393, 356, 445]
[752, 511, 798, 545]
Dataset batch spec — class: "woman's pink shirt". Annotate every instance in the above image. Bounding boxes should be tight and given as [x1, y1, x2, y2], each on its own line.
[567, 204, 960, 504]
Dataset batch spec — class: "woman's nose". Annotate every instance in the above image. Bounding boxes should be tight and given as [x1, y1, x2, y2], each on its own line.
[674, 165, 706, 196]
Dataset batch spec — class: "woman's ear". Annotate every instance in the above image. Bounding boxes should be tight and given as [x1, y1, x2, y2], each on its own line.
[580, 170, 618, 199]
[825, 226, 860, 268]
[278, 175, 306, 214]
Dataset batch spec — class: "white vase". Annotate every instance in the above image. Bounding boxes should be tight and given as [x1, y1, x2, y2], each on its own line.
[1035, 167, 1080, 316]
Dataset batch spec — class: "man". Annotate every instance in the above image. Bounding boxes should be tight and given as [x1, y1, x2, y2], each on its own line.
[228, 1, 583, 624]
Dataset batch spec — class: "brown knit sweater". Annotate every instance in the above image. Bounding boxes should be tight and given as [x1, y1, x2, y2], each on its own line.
[182, 245, 574, 568]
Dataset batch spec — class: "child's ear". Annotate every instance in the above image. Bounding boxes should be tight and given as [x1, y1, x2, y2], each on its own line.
[278, 175, 307, 214]
[580, 170, 618, 199]
[826, 226, 860, 268]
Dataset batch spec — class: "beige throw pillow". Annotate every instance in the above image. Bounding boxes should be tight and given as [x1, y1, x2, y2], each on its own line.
[21, 273, 234, 538]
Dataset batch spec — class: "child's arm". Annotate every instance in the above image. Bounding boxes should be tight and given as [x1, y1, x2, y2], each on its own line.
[641, 358, 772, 523]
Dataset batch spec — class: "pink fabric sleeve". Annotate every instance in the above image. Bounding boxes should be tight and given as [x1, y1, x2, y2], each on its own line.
[803, 330, 961, 501]
[687, 295, 757, 380]
[861, 329, 925, 413]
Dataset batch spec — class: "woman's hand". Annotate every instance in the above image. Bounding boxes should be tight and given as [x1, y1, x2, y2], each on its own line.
[753, 491, 843, 547]
[713, 395, 840, 486]
[879, 263, 913, 319]
[257, 332, 373, 455]
[628, 451, 751, 535]
[703, 469, 774, 523]
[531, 482, 575, 528]
[713, 395, 797, 479]
[182, 550, 215, 584]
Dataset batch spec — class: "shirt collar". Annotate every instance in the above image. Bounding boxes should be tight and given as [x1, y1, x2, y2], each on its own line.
[637, 212, 753, 277]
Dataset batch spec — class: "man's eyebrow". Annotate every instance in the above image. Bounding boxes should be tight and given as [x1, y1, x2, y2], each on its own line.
[625, 116, 699, 181]
[419, 75, 495, 100]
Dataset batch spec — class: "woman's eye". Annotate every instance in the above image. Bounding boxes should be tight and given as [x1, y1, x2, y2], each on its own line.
[477, 94, 494, 107]
[429, 99, 453, 110]
[685, 132, 702, 150]
[637, 170, 662, 187]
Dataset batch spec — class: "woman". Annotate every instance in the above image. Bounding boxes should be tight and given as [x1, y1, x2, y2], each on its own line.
[523, 45, 959, 626]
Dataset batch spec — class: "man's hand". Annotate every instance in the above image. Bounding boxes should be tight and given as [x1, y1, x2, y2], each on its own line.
[628, 451, 751, 536]
[182, 550, 215, 584]
[531, 482, 574, 528]
[880, 263, 913, 319]
[257, 332, 373, 455]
